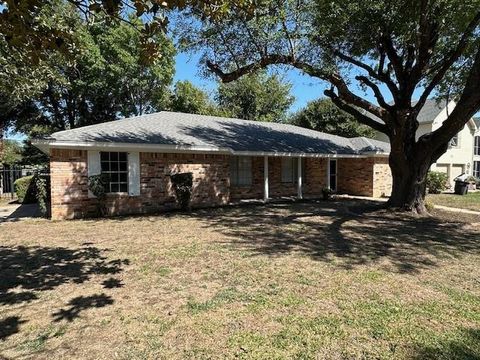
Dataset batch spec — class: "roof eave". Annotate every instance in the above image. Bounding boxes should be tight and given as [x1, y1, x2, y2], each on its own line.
[32, 139, 376, 158]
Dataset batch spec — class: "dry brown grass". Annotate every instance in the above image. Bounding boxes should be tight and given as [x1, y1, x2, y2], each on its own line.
[1, 200, 479, 359]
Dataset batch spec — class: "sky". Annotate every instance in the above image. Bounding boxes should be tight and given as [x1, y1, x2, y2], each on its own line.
[175, 52, 342, 113]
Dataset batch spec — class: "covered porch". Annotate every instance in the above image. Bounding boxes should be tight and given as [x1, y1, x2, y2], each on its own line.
[229, 155, 390, 203]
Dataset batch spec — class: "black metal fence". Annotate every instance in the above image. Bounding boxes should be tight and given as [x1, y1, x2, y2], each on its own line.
[0, 166, 36, 198]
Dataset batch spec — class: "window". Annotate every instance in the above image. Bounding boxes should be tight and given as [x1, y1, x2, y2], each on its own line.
[474, 161, 480, 178]
[281, 158, 297, 183]
[230, 156, 252, 186]
[328, 159, 337, 191]
[449, 133, 459, 147]
[100, 152, 129, 193]
[475, 136, 480, 156]
[281, 158, 306, 183]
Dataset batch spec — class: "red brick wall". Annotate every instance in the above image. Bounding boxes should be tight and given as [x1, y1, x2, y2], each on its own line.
[337, 157, 392, 197]
[304, 158, 328, 196]
[50, 149, 392, 219]
[50, 150, 230, 220]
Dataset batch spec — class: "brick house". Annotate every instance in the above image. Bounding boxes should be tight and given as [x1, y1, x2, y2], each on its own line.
[33, 112, 392, 220]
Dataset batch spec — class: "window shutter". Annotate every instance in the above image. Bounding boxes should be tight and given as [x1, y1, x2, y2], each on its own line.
[87, 151, 101, 198]
[128, 152, 140, 196]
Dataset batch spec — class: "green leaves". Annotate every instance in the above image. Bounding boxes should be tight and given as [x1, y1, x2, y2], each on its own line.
[290, 99, 376, 138]
[1, 8, 175, 137]
[216, 72, 295, 122]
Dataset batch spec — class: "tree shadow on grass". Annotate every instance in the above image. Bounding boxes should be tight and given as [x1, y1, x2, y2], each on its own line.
[0, 245, 129, 306]
[410, 328, 480, 360]
[0, 244, 129, 340]
[191, 200, 480, 274]
[0, 316, 27, 341]
[52, 294, 114, 322]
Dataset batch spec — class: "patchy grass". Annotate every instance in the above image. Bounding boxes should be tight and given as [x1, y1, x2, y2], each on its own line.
[427, 191, 480, 212]
[0, 200, 479, 359]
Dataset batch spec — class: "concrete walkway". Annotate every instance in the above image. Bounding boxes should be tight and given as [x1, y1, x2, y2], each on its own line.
[0, 202, 41, 223]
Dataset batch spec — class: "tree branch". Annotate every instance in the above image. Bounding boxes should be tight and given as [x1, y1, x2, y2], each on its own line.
[416, 10, 480, 111]
[334, 49, 398, 97]
[207, 54, 387, 120]
[427, 46, 480, 147]
[380, 34, 404, 82]
[355, 75, 392, 110]
[324, 89, 389, 135]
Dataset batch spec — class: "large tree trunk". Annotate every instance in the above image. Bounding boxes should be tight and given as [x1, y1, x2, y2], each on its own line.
[387, 154, 430, 214]
[385, 112, 433, 214]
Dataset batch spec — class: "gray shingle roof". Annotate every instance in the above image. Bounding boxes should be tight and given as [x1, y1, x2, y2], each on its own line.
[41, 111, 389, 155]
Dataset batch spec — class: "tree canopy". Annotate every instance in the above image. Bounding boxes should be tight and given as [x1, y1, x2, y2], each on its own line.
[290, 99, 376, 138]
[0, 139, 22, 166]
[2, 7, 175, 137]
[168, 81, 219, 116]
[216, 72, 294, 122]
[180, 0, 480, 213]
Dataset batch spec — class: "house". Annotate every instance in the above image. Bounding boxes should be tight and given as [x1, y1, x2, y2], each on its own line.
[33, 111, 392, 220]
[374, 99, 478, 185]
[474, 117, 480, 178]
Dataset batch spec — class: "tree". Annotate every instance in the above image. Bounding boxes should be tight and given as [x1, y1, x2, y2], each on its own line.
[290, 99, 376, 138]
[181, 0, 480, 213]
[0, 0, 253, 64]
[0, 140, 22, 166]
[168, 81, 219, 115]
[216, 71, 294, 122]
[2, 8, 175, 136]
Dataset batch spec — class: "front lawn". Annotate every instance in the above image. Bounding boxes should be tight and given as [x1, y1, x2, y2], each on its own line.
[1, 200, 479, 359]
[427, 191, 480, 212]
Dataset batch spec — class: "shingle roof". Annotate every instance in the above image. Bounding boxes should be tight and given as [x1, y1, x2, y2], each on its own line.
[40, 111, 389, 155]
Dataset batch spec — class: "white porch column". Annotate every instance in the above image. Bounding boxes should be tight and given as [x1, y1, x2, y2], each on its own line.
[264, 156, 269, 202]
[297, 157, 303, 199]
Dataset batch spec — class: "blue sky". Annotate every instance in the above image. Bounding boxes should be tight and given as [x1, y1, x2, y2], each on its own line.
[175, 52, 340, 113]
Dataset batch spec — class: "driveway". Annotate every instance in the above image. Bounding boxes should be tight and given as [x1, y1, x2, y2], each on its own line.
[0, 202, 41, 222]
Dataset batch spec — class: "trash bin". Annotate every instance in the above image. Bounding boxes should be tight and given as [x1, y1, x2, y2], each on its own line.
[454, 173, 469, 195]
[454, 180, 469, 195]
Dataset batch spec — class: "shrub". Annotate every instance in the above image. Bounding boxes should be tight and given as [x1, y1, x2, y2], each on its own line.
[88, 174, 109, 216]
[14, 175, 36, 203]
[426, 171, 449, 194]
[170, 172, 193, 211]
[35, 175, 49, 216]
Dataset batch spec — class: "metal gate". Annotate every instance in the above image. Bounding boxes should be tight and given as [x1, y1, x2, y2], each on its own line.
[0, 166, 33, 198]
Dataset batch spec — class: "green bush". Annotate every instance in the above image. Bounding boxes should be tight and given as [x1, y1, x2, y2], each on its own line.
[88, 174, 109, 216]
[426, 171, 449, 194]
[14, 175, 36, 203]
[170, 172, 193, 211]
[35, 175, 49, 216]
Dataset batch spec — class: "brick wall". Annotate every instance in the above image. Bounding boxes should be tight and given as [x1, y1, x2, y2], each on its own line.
[372, 158, 392, 197]
[50, 150, 230, 220]
[304, 158, 328, 196]
[337, 157, 392, 197]
[50, 149, 392, 220]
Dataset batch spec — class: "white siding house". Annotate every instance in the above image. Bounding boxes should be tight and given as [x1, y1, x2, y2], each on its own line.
[473, 118, 480, 179]
[374, 100, 478, 186]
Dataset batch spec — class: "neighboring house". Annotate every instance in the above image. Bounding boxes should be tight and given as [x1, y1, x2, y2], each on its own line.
[33, 111, 392, 220]
[374, 99, 478, 186]
[474, 117, 480, 178]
